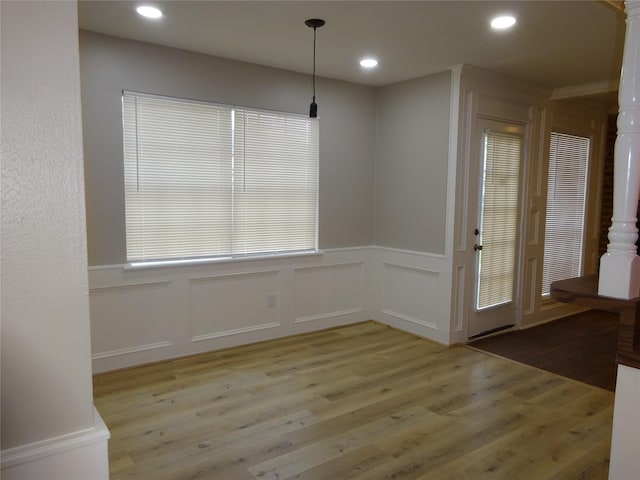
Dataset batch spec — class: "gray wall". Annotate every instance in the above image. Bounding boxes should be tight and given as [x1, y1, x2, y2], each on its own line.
[80, 31, 376, 266]
[375, 72, 451, 254]
[1, 1, 94, 448]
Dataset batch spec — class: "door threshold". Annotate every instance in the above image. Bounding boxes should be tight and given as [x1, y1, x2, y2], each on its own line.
[468, 324, 515, 341]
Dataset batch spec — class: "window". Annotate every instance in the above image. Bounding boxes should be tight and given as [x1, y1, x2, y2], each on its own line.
[541, 132, 590, 295]
[122, 92, 318, 263]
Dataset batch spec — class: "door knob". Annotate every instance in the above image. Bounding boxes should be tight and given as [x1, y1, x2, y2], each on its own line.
[474, 244, 483, 251]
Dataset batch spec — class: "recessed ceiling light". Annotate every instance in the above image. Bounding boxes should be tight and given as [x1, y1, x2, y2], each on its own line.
[490, 15, 516, 30]
[136, 5, 163, 19]
[360, 58, 378, 68]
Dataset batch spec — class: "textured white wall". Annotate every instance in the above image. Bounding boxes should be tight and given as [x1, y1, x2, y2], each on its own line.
[1, 0, 95, 448]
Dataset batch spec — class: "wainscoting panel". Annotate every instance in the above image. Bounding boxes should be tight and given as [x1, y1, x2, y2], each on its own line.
[370, 247, 452, 345]
[293, 262, 364, 323]
[88, 246, 456, 372]
[381, 263, 440, 329]
[88, 248, 371, 372]
[523, 257, 538, 316]
[453, 265, 466, 333]
[89, 282, 172, 360]
[189, 270, 280, 341]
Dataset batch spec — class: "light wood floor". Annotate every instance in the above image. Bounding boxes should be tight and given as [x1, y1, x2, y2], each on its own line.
[94, 321, 614, 479]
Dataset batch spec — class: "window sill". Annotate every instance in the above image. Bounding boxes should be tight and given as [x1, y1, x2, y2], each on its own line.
[124, 250, 323, 271]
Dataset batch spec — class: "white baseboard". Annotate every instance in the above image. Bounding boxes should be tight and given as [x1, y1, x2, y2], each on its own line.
[1, 407, 110, 480]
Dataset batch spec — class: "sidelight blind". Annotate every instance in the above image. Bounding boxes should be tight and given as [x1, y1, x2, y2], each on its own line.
[476, 130, 521, 310]
[541, 132, 589, 295]
[122, 92, 318, 263]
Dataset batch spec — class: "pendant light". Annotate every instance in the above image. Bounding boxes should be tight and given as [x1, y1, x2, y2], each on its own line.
[305, 18, 325, 118]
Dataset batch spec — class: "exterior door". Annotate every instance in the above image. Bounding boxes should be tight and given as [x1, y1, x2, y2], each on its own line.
[468, 119, 524, 338]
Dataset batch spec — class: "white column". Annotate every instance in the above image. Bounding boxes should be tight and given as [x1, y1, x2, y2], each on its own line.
[599, 0, 640, 300]
[0, 1, 109, 478]
[605, 5, 640, 479]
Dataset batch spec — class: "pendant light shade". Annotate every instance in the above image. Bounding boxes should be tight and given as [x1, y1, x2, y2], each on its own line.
[305, 18, 325, 118]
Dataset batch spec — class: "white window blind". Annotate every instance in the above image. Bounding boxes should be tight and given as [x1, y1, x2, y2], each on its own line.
[233, 108, 318, 255]
[476, 130, 521, 310]
[122, 92, 318, 263]
[541, 132, 590, 295]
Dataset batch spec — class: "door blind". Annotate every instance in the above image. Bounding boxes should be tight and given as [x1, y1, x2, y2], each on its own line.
[476, 129, 522, 310]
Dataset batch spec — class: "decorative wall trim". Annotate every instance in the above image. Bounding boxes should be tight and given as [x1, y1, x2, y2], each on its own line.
[89, 239, 593, 373]
[294, 307, 364, 324]
[91, 238, 597, 372]
[92, 341, 172, 360]
[89, 280, 170, 293]
[453, 265, 466, 332]
[380, 309, 438, 330]
[523, 257, 538, 316]
[89, 248, 370, 372]
[368, 245, 452, 345]
[373, 245, 446, 260]
[89, 280, 172, 362]
[382, 262, 440, 276]
[379, 262, 442, 332]
[293, 261, 364, 272]
[124, 251, 323, 271]
[448, 65, 466, 256]
[191, 322, 281, 342]
[551, 80, 618, 100]
[293, 261, 365, 325]
[189, 269, 282, 283]
[322, 245, 376, 253]
[188, 269, 281, 342]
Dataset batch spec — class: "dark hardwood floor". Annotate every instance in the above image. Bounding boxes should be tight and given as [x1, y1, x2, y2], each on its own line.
[469, 310, 619, 391]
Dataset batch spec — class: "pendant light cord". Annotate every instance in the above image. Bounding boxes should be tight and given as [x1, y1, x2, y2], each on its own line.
[305, 18, 324, 118]
[312, 26, 317, 102]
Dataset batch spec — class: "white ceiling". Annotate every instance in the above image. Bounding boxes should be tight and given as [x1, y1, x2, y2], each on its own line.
[78, 0, 626, 91]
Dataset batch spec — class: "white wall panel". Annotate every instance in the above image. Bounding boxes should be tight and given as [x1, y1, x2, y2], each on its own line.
[190, 271, 280, 341]
[87, 248, 454, 374]
[294, 262, 364, 323]
[90, 282, 172, 358]
[369, 246, 451, 345]
[381, 263, 440, 329]
[452, 265, 466, 333]
[89, 248, 370, 372]
[88, 246, 456, 372]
